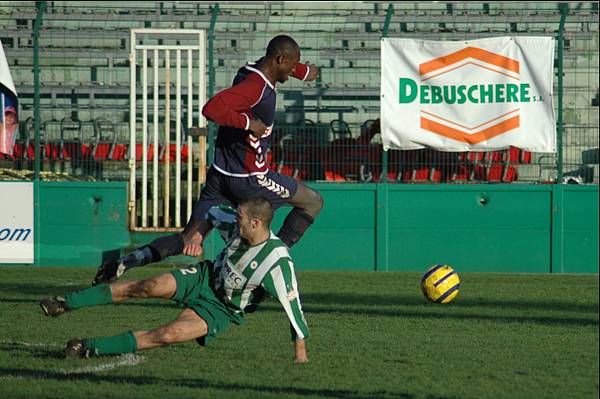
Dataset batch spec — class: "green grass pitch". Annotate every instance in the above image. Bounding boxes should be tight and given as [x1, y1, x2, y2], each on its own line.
[0, 266, 598, 399]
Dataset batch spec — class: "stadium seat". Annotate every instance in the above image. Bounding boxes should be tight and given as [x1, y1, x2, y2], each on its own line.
[111, 143, 128, 161]
[43, 119, 62, 161]
[358, 119, 378, 145]
[276, 134, 305, 180]
[91, 118, 117, 161]
[296, 119, 323, 180]
[59, 118, 87, 163]
[320, 137, 362, 182]
[330, 119, 352, 140]
[508, 147, 521, 163]
[13, 117, 35, 160]
[487, 164, 505, 182]
[157, 143, 189, 163]
[451, 163, 472, 182]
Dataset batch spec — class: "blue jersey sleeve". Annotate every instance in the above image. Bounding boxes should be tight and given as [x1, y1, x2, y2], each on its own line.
[205, 205, 237, 243]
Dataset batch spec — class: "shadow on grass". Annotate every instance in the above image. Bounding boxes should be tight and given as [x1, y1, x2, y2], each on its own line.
[253, 293, 599, 328]
[297, 305, 599, 327]
[2, 284, 597, 328]
[2, 283, 598, 314]
[1, 297, 179, 308]
[300, 292, 599, 314]
[0, 282, 93, 297]
[0, 366, 437, 399]
[12, 296, 594, 328]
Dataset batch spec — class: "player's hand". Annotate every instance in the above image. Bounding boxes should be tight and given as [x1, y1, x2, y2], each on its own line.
[248, 119, 267, 139]
[183, 231, 204, 257]
[294, 355, 309, 364]
[304, 63, 318, 82]
[294, 339, 308, 364]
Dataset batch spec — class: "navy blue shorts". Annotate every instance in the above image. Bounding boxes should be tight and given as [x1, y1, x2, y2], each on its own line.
[191, 167, 298, 223]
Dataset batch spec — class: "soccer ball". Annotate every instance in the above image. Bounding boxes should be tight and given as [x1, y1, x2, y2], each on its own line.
[420, 264, 460, 304]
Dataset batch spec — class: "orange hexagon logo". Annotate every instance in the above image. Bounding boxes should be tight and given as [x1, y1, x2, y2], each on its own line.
[398, 46, 534, 144]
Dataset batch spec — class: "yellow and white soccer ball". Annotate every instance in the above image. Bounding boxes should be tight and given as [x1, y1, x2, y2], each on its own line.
[420, 264, 460, 304]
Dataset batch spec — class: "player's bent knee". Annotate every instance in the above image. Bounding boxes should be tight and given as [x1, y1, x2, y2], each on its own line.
[305, 189, 324, 216]
[314, 191, 324, 212]
[293, 184, 324, 216]
[131, 278, 158, 297]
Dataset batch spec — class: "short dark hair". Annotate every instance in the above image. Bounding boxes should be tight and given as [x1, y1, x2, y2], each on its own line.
[239, 197, 273, 226]
[266, 35, 299, 59]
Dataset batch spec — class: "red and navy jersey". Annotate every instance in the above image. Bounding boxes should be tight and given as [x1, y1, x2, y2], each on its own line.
[202, 58, 311, 177]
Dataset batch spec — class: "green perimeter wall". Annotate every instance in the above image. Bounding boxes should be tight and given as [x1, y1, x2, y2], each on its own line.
[4, 181, 598, 273]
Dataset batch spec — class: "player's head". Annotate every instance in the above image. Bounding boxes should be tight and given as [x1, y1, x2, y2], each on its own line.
[265, 35, 300, 83]
[5, 106, 16, 114]
[236, 197, 273, 240]
[4, 106, 17, 124]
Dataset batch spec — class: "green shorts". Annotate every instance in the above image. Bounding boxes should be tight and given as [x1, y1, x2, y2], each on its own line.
[170, 261, 244, 346]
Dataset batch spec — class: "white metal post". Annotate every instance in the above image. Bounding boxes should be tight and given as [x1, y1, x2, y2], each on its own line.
[175, 49, 182, 227]
[164, 49, 170, 228]
[198, 31, 207, 197]
[142, 49, 148, 228]
[153, 49, 159, 227]
[129, 30, 137, 230]
[187, 49, 193, 220]
[129, 29, 206, 232]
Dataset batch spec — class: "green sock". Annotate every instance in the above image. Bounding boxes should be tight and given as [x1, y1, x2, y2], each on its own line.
[64, 284, 112, 310]
[84, 331, 137, 356]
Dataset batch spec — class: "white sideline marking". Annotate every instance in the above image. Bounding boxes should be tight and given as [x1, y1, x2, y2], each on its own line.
[0, 339, 60, 348]
[61, 354, 146, 374]
[0, 375, 26, 381]
[0, 340, 146, 376]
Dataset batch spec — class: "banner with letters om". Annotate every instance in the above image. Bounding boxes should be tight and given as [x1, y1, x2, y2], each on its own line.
[0, 182, 34, 264]
[381, 37, 556, 152]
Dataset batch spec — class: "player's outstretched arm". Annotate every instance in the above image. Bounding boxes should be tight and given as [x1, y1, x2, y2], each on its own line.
[261, 259, 310, 363]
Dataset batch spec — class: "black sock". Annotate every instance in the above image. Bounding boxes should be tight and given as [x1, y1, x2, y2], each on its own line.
[120, 246, 154, 270]
[276, 208, 315, 248]
[149, 234, 185, 260]
[120, 234, 184, 271]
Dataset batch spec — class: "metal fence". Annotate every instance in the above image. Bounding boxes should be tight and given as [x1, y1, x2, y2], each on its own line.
[0, 1, 598, 185]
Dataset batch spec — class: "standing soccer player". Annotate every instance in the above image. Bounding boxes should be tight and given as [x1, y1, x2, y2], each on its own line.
[41, 198, 309, 363]
[93, 35, 323, 285]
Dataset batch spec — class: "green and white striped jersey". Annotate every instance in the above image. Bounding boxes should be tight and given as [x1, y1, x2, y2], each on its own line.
[206, 205, 309, 340]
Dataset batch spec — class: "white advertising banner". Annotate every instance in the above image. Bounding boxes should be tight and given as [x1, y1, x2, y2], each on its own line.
[381, 37, 556, 152]
[0, 39, 18, 97]
[0, 182, 34, 263]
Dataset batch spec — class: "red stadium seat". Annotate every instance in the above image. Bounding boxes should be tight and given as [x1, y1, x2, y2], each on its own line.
[91, 119, 118, 161]
[451, 163, 471, 182]
[487, 164, 504, 182]
[504, 165, 518, 181]
[111, 143, 128, 161]
[508, 147, 521, 163]
[520, 150, 532, 164]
